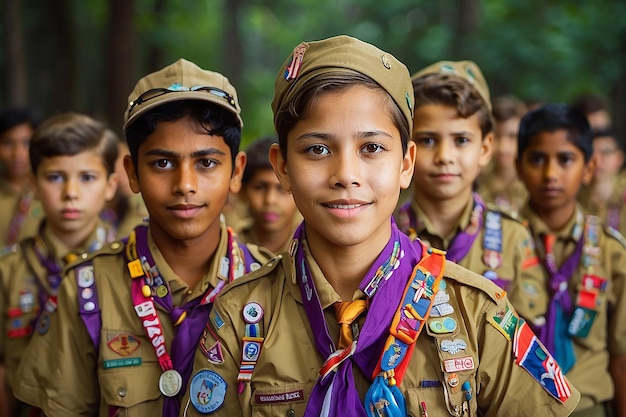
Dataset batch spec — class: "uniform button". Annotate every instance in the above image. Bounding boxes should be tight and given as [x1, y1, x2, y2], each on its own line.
[81, 253, 88, 259]
[117, 388, 127, 397]
[286, 409, 295, 417]
[111, 242, 121, 250]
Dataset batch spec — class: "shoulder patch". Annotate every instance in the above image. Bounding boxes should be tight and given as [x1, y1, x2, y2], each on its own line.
[442, 261, 505, 303]
[605, 225, 626, 249]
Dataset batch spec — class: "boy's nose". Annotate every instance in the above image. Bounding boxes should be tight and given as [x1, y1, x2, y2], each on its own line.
[330, 154, 360, 188]
[173, 165, 197, 195]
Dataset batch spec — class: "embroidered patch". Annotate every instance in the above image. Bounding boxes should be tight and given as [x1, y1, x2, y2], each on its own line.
[521, 238, 539, 269]
[255, 390, 304, 404]
[428, 317, 457, 334]
[107, 333, 141, 356]
[211, 310, 225, 331]
[283, 43, 308, 81]
[440, 339, 467, 354]
[103, 357, 142, 369]
[488, 304, 518, 341]
[207, 341, 225, 364]
[189, 369, 227, 413]
[77, 266, 95, 288]
[443, 356, 474, 372]
[513, 319, 571, 403]
[521, 280, 541, 299]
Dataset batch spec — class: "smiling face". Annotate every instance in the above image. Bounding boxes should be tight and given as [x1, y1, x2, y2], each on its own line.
[517, 129, 594, 220]
[411, 104, 492, 206]
[124, 115, 245, 246]
[269, 84, 415, 252]
[35, 150, 117, 246]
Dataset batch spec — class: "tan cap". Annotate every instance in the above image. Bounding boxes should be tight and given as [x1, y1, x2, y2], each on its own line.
[272, 35, 414, 131]
[123, 58, 242, 130]
[411, 60, 491, 111]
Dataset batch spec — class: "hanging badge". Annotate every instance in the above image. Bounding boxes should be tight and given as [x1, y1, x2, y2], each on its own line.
[159, 369, 183, 397]
[568, 306, 597, 338]
[242, 302, 264, 324]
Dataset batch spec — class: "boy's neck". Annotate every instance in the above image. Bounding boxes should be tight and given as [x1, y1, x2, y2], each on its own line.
[531, 201, 577, 232]
[149, 223, 219, 290]
[492, 163, 518, 185]
[306, 229, 389, 301]
[589, 176, 614, 205]
[253, 226, 292, 254]
[47, 219, 98, 254]
[413, 189, 471, 239]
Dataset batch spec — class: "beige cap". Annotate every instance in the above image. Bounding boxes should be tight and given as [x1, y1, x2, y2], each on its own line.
[272, 35, 414, 131]
[123, 58, 242, 131]
[411, 60, 491, 111]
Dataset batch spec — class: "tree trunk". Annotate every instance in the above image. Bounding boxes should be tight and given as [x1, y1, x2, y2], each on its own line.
[3, 0, 27, 106]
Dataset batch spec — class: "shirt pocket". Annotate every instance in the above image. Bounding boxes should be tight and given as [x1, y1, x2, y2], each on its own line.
[251, 382, 313, 417]
[98, 329, 163, 414]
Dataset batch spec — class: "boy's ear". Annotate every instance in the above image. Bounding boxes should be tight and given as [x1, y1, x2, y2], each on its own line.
[269, 143, 292, 192]
[123, 155, 141, 194]
[400, 141, 416, 190]
[104, 171, 119, 202]
[229, 151, 247, 194]
[582, 156, 596, 186]
[479, 132, 494, 168]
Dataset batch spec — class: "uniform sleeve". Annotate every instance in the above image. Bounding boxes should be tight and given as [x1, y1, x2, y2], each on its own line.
[608, 237, 626, 355]
[476, 296, 580, 417]
[180, 296, 247, 417]
[14, 268, 100, 417]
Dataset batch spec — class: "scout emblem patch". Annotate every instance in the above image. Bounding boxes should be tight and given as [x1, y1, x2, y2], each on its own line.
[107, 333, 141, 356]
[189, 369, 227, 413]
[513, 319, 571, 403]
[284, 43, 308, 81]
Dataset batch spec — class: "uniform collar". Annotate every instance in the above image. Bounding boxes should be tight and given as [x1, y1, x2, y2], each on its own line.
[411, 195, 475, 243]
[520, 202, 585, 243]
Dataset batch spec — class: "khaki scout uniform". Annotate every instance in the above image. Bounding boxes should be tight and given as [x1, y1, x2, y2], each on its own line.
[0, 221, 113, 391]
[14, 222, 270, 417]
[181, 243, 580, 417]
[395, 197, 545, 295]
[476, 170, 528, 216]
[0, 181, 43, 248]
[511, 204, 626, 413]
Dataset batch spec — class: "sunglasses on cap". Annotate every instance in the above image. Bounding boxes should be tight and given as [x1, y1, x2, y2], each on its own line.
[127, 85, 237, 116]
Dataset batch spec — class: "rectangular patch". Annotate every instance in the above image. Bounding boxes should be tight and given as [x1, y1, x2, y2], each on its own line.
[211, 310, 225, 331]
[443, 356, 475, 372]
[255, 390, 304, 404]
[103, 357, 142, 369]
[514, 319, 571, 403]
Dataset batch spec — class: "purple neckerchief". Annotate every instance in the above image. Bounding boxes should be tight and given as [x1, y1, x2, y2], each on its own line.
[398, 193, 484, 263]
[133, 225, 261, 417]
[296, 220, 421, 417]
[536, 234, 584, 359]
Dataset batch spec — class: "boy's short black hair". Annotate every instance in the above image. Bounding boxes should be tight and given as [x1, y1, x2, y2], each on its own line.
[242, 136, 277, 185]
[30, 112, 119, 175]
[518, 103, 593, 162]
[593, 128, 623, 152]
[124, 100, 242, 172]
[0, 107, 39, 135]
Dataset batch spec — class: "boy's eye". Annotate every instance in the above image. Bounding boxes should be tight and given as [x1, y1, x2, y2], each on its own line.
[455, 137, 470, 146]
[362, 143, 384, 154]
[305, 145, 329, 155]
[199, 159, 217, 168]
[81, 173, 97, 182]
[46, 173, 63, 182]
[558, 155, 574, 165]
[415, 137, 435, 147]
[153, 159, 171, 169]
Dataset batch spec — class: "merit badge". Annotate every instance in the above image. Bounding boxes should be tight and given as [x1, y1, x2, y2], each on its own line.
[159, 369, 183, 397]
[283, 43, 308, 81]
[447, 373, 460, 388]
[242, 339, 262, 362]
[440, 339, 467, 354]
[488, 305, 518, 341]
[430, 303, 454, 317]
[482, 250, 502, 270]
[428, 317, 457, 334]
[107, 333, 141, 356]
[81, 287, 93, 300]
[36, 311, 52, 335]
[443, 356, 475, 372]
[568, 307, 597, 338]
[207, 341, 225, 365]
[77, 266, 95, 288]
[190, 369, 227, 413]
[18, 290, 35, 313]
[242, 302, 264, 324]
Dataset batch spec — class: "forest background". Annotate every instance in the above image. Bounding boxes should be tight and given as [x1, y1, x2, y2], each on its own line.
[2, 0, 626, 147]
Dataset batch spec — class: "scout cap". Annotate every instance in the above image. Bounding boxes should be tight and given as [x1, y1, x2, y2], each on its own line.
[123, 58, 242, 131]
[411, 60, 491, 111]
[272, 35, 414, 132]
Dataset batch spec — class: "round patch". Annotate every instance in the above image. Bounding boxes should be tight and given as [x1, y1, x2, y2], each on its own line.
[84, 301, 96, 312]
[242, 302, 264, 324]
[190, 369, 227, 413]
[81, 288, 93, 300]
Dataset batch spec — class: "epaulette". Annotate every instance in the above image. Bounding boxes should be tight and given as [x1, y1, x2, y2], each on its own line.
[64, 240, 125, 271]
[217, 253, 285, 296]
[0, 242, 23, 258]
[605, 225, 626, 249]
[484, 203, 526, 226]
[442, 260, 505, 304]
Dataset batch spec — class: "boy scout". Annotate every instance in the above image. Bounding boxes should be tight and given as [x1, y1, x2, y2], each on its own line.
[0, 108, 43, 249]
[0, 112, 119, 416]
[476, 95, 529, 214]
[181, 35, 579, 417]
[513, 103, 626, 417]
[14, 59, 270, 416]
[234, 136, 301, 253]
[395, 61, 542, 292]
